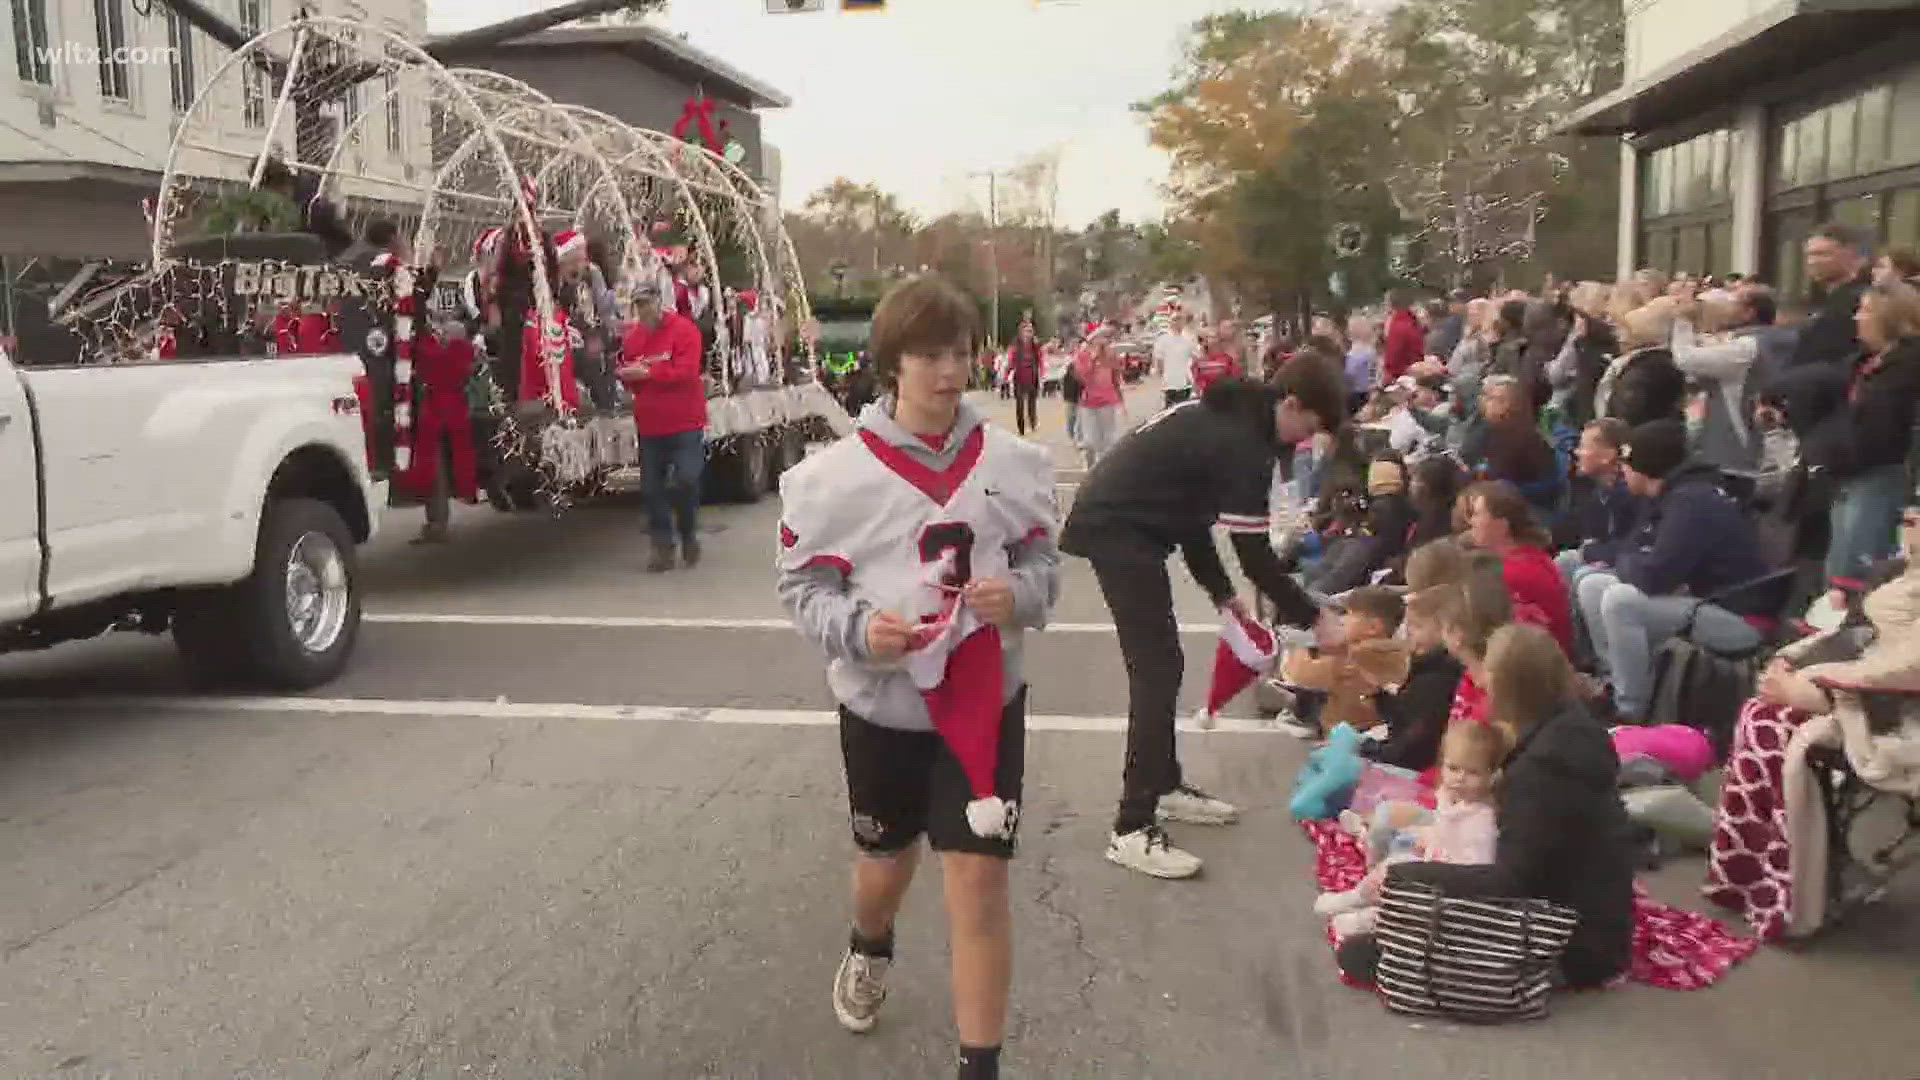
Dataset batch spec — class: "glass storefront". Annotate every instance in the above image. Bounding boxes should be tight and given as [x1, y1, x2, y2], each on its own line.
[1639, 125, 1735, 277]
[1765, 61, 1920, 292]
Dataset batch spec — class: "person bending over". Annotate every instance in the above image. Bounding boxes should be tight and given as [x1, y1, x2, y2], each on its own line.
[1060, 356, 1347, 879]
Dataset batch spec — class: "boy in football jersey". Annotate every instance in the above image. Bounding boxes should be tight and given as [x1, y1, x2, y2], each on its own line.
[1060, 357, 1348, 879]
[777, 276, 1059, 1080]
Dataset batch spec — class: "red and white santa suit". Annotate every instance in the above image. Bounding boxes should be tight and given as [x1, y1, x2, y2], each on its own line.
[400, 331, 478, 503]
[518, 302, 580, 410]
[775, 399, 1060, 838]
[273, 303, 339, 355]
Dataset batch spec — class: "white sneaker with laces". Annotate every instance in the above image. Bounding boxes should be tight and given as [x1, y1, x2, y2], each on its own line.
[1157, 784, 1239, 825]
[831, 948, 890, 1033]
[1106, 825, 1203, 879]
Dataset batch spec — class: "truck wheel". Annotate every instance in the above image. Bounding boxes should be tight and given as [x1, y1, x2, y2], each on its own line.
[705, 436, 768, 504]
[773, 426, 807, 485]
[173, 498, 361, 690]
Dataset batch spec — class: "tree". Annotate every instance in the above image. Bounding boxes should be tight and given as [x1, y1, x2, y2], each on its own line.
[795, 178, 920, 295]
[1380, 0, 1624, 286]
[1138, 9, 1402, 321]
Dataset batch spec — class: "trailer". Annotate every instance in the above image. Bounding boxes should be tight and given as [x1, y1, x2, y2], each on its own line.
[103, 15, 845, 512]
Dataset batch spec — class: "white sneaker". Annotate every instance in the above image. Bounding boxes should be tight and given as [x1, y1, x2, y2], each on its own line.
[1157, 783, 1239, 825]
[831, 948, 890, 1033]
[1106, 825, 1203, 879]
[1313, 888, 1368, 917]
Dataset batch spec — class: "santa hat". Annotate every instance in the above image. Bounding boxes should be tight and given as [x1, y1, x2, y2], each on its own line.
[1196, 604, 1279, 730]
[901, 574, 1015, 839]
[473, 227, 503, 262]
[554, 228, 587, 258]
[370, 251, 398, 270]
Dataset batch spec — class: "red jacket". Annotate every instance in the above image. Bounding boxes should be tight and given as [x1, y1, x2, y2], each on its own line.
[622, 310, 707, 437]
[1382, 308, 1422, 384]
[1500, 543, 1575, 657]
[273, 307, 338, 355]
[1193, 350, 1241, 396]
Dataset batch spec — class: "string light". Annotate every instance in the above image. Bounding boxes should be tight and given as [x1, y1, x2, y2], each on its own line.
[90, 14, 827, 514]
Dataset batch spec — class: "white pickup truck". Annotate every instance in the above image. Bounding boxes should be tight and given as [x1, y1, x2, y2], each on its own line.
[0, 345, 383, 688]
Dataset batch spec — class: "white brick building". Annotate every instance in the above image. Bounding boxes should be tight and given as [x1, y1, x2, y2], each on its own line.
[1, 0, 427, 261]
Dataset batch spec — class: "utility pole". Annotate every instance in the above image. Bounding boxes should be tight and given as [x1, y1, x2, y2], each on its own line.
[967, 169, 1003, 349]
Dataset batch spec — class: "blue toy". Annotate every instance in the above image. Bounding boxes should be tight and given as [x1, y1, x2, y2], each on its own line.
[1288, 722, 1365, 821]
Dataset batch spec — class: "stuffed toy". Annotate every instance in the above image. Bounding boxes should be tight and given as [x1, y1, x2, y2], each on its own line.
[1289, 722, 1365, 820]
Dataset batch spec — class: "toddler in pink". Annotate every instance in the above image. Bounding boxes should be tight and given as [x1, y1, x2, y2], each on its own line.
[1316, 723, 1506, 939]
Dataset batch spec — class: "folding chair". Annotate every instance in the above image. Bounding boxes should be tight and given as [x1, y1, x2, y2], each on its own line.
[1807, 741, 1920, 929]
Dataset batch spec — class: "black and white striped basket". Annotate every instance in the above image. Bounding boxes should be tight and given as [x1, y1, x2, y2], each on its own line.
[1374, 880, 1580, 1023]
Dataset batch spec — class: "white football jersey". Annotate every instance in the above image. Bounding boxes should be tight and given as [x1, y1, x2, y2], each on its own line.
[778, 422, 1056, 704]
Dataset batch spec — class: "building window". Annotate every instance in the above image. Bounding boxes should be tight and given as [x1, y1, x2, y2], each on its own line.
[1890, 189, 1920, 250]
[1763, 62, 1920, 290]
[93, 0, 129, 101]
[12, 0, 51, 84]
[166, 10, 195, 113]
[385, 70, 402, 153]
[1637, 125, 1734, 276]
[241, 0, 267, 128]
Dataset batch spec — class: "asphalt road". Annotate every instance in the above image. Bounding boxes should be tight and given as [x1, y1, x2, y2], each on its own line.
[0, 386, 1915, 1079]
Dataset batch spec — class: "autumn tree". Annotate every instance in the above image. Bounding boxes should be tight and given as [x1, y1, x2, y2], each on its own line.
[791, 178, 921, 296]
[1138, 9, 1403, 322]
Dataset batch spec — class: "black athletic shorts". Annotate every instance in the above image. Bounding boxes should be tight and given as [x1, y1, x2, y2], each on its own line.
[838, 685, 1027, 859]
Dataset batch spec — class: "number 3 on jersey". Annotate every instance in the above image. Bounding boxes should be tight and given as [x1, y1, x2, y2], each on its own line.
[918, 521, 976, 593]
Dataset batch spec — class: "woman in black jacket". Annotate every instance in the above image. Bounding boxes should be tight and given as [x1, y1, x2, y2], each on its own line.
[1339, 622, 1635, 988]
[1793, 282, 1920, 589]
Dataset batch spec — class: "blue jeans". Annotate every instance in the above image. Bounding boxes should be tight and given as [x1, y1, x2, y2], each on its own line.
[641, 429, 705, 546]
[1826, 463, 1908, 584]
[1576, 572, 1760, 716]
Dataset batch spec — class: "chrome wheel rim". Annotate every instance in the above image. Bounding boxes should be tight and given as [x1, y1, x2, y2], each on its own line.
[284, 532, 349, 653]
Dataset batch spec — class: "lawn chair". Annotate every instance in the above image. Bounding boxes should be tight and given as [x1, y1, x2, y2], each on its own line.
[1807, 739, 1920, 929]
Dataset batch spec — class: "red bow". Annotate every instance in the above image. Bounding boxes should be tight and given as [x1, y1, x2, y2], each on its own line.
[671, 96, 721, 153]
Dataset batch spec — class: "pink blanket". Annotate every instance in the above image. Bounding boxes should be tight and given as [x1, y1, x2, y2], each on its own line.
[1300, 820, 1756, 990]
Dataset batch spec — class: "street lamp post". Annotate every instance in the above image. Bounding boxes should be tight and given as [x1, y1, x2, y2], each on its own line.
[967, 169, 1003, 349]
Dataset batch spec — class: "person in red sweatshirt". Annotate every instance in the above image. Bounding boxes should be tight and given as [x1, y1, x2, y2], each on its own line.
[1192, 320, 1244, 396]
[1458, 480, 1574, 656]
[619, 281, 708, 572]
[1381, 289, 1424, 385]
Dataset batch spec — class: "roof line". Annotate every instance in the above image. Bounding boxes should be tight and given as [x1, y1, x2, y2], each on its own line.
[424, 23, 791, 109]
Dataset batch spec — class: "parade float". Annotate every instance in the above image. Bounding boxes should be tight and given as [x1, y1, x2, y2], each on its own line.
[62, 13, 846, 512]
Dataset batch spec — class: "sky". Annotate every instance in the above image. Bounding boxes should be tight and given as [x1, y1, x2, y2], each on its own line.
[427, 0, 1297, 228]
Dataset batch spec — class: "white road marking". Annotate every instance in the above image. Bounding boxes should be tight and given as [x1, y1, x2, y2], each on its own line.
[365, 612, 1217, 634]
[0, 694, 1285, 733]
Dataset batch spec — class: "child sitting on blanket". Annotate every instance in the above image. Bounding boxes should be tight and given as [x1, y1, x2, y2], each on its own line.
[1360, 586, 1465, 773]
[1279, 587, 1413, 737]
[1314, 722, 1506, 940]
